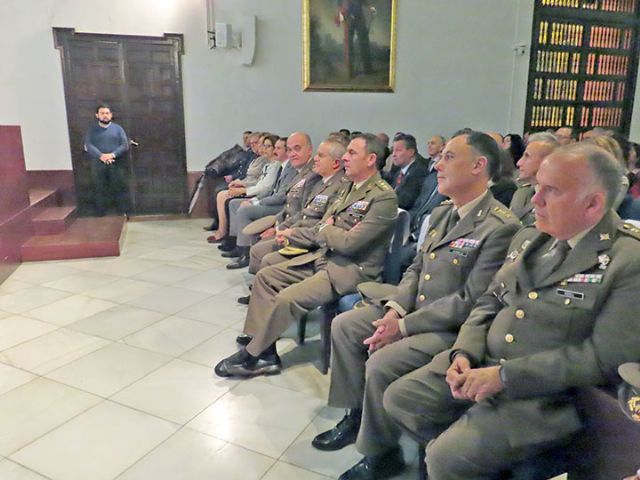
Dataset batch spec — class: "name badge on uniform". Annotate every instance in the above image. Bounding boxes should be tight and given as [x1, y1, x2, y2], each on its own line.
[348, 200, 370, 215]
[449, 238, 480, 249]
[312, 194, 329, 206]
[556, 288, 585, 300]
[565, 273, 603, 284]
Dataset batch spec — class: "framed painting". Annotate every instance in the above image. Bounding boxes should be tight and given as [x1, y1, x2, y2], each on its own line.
[303, 0, 397, 92]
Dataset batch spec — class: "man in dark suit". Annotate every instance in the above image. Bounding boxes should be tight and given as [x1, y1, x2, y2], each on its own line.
[385, 133, 429, 211]
[383, 143, 640, 479]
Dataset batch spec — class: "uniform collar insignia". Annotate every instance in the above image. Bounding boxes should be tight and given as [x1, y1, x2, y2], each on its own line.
[599, 233, 610, 241]
[598, 254, 610, 270]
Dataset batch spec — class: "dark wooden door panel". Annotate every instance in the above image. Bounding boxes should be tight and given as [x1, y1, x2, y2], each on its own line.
[54, 29, 187, 215]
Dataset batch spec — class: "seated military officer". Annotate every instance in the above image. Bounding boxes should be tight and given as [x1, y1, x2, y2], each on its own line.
[510, 132, 560, 225]
[246, 137, 348, 276]
[313, 131, 521, 480]
[382, 143, 640, 480]
[214, 133, 398, 377]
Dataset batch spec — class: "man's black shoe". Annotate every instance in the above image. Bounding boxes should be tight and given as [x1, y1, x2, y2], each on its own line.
[227, 255, 249, 269]
[217, 242, 234, 252]
[237, 295, 251, 305]
[214, 349, 282, 377]
[338, 447, 405, 480]
[236, 333, 253, 346]
[221, 248, 241, 258]
[312, 410, 361, 451]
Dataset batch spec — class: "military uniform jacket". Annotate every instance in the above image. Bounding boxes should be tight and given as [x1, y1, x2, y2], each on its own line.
[429, 210, 640, 448]
[384, 192, 520, 340]
[271, 161, 318, 222]
[282, 170, 347, 248]
[285, 172, 398, 295]
[509, 183, 536, 225]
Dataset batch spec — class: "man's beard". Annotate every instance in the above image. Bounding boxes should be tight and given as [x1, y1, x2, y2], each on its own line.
[98, 119, 111, 126]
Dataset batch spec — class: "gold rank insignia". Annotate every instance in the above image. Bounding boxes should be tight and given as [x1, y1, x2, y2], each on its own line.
[376, 180, 390, 190]
[492, 206, 512, 219]
[627, 395, 640, 421]
[599, 233, 610, 241]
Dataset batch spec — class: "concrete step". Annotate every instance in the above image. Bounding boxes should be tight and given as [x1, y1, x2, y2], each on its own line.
[21, 216, 126, 262]
[32, 206, 77, 235]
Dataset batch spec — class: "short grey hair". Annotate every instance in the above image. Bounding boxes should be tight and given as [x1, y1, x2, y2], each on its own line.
[528, 132, 561, 148]
[322, 138, 347, 163]
[560, 143, 623, 210]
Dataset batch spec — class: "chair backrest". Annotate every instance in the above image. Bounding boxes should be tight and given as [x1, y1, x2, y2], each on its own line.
[383, 209, 411, 285]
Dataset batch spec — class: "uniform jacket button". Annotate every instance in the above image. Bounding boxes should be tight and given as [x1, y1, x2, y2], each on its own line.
[515, 309, 525, 319]
[528, 291, 538, 300]
[505, 333, 515, 343]
[419, 294, 426, 302]
[424, 274, 431, 281]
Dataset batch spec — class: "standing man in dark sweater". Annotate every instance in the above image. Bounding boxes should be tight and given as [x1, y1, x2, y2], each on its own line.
[84, 104, 130, 216]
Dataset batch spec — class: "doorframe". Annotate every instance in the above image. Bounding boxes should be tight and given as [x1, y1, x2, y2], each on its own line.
[53, 28, 188, 215]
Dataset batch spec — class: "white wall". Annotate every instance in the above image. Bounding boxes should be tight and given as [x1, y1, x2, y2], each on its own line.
[0, 0, 598, 172]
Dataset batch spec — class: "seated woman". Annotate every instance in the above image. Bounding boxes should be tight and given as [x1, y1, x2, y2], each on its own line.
[208, 134, 280, 243]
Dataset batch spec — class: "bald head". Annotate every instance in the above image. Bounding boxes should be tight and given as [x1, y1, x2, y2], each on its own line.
[287, 132, 313, 168]
[555, 127, 574, 145]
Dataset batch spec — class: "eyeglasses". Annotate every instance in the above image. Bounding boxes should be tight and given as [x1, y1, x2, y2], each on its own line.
[263, 143, 274, 148]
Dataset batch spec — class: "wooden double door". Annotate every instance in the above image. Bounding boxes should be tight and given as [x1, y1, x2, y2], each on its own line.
[54, 28, 188, 215]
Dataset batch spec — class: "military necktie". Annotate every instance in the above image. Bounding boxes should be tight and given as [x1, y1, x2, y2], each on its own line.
[533, 239, 570, 284]
[445, 209, 460, 234]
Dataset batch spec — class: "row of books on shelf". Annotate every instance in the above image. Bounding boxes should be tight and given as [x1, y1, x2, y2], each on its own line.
[530, 105, 622, 128]
[540, 0, 635, 13]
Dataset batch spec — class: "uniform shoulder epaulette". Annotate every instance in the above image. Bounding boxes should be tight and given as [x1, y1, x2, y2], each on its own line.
[431, 199, 453, 212]
[376, 179, 391, 191]
[490, 205, 514, 222]
[619, 222, 640, 240]
[518, 182, 532, 188]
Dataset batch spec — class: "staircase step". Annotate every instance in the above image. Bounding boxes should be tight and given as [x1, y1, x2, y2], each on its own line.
[32, 206, 77, 235]
[21, 216, 126, 262]
[29, 188, 59, 208]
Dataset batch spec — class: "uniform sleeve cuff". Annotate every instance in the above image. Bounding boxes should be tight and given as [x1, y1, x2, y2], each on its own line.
[384, 301, 407, 318]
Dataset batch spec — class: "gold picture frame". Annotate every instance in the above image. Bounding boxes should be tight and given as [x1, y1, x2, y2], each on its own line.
[303, 0, 397, 92]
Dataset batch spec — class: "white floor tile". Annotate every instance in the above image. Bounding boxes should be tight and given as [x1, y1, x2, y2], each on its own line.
[262, 461, 333, 480]
[176, 294, 248, 328]
[180, 329, 243, 368]
[121, 316, 223, 357]
[0, 458, 49, 479]
[8, 263, 82, 284]
[138, 248, 195, 262]
[0, 310, 10, 320]
[166, 254, 222, 271]
[42, 272, 121, 294]
[0, 328, 109, 375]
[82, 278, 161, 303]
[10, 400, 178, 480]
[24, 295, 117, 326]
[0, 378, 101, 456]
[131, 264, 201, 285]
[0, 316, 58, 351]
[116, 427, 274, 480]
[0, 287, 71, 314]
[0, 363, 36, 396]
[45, 343, 171, 397]
[125, 286, 211, 314]
[68, 305, 166, 340]
[187, 380, 324, 458]
[0, 279, 33, 296]
[88, 258, 160, 277]
[112, 359, 234, 424]
[173, 269, 244, 295]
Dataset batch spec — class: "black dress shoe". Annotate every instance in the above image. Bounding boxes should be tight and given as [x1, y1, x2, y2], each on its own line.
[203, 220, 218, 231]
[227, 255, 249, 269]
[221, 248, 241, 258]
[312, 410, 361, 451]
[237, 295, 251, 305]
[236, 333, 253, 346]
[338, 447, 405, 480]
[214, 349, 282, 377]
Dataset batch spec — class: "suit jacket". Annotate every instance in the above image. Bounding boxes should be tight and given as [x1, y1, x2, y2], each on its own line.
[285, 172, 398, 295]
[284, 170, 348, 247]
[509, 183, 536, 225]
[386, 158, 430, 210]
[382, 192, 520, 341]
[409, 166, 445, 232]
[260, 160, 306, 206]
[242, 155, 269, 187]
[428, 210, 640, 448]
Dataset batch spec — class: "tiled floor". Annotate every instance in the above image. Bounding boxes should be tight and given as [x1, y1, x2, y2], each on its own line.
[0, 219, 420, 480]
